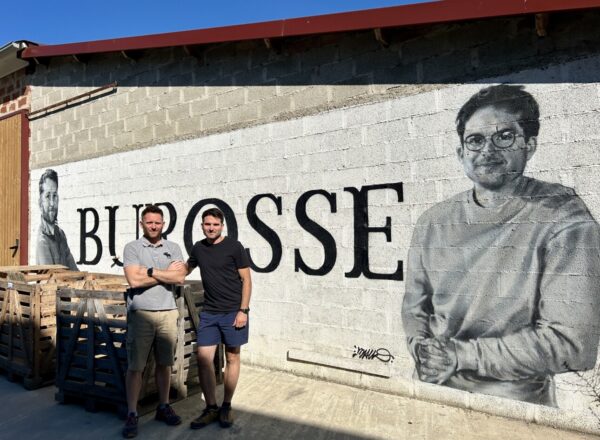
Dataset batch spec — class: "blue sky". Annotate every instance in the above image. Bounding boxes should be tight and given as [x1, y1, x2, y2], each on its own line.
[1, 0, 431, 46]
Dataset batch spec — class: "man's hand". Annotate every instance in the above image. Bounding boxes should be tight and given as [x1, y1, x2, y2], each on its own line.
[151, 260, 187, 285]
[124, 264, 159, 289]
[416, 337, 458, 384]
[233, 311, 248, 329]
[168, 260, 186, 272]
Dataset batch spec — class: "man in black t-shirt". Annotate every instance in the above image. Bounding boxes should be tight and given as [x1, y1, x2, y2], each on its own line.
[186, 208, 252, 429]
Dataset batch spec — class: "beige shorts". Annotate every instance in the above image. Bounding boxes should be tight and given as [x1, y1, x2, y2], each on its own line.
[126, 309, 179, 371]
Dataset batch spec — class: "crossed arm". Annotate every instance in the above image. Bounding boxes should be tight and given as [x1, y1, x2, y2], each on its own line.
[124, 261, 187, 288]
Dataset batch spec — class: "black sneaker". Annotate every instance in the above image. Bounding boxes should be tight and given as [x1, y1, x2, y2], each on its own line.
[122, 413, 138, 438]
[190, 407, 220, 429]
[155, 404, 182, 426]
[219, 405, 234, 428]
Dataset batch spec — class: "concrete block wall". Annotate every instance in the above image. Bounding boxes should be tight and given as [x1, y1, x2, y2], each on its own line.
[28, 10, 600, 169]
[0, 68, 29, 115]
[25, 9, 600, 435]
[29, 64, 600, 433]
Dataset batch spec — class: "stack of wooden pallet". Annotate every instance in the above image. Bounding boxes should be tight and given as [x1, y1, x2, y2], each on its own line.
[0, 265, 82, 389]
[55, 281, 222, 416]
[0, 264, 222, 415]
[178, 280, 225, 390]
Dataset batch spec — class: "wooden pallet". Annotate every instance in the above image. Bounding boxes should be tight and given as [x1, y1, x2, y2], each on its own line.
[55, 287, 129, 414]
[0, 265, 69, 283]
[83, 273, 129, 291]
[0, 264, 68, 274]
[55, 283, 218, 415]
[181, 282, 224, 388]
[0, 267, 86, 389]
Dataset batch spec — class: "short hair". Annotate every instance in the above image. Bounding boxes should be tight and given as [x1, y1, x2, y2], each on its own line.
[202, 207, 224, 223]
[39, 169, 58, 194]
[456, 84, 540, 143]
[141, 204, 164, 219]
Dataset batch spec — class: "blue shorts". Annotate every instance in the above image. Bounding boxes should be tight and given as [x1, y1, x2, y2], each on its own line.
[197, 311, 249, 347]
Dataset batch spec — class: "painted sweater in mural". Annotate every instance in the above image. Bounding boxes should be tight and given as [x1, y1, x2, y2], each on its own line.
[402, 177, 600, 405]
[36, 221, 78, 271]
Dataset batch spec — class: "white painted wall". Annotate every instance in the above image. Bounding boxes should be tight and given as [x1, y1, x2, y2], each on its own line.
[30, 60, 600, 433]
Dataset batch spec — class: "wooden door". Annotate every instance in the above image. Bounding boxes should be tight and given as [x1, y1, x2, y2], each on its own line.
[0, 112, 27, 265]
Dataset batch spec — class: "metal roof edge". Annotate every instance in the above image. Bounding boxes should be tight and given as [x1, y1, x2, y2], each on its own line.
[20, 0, 600, 60]
[0, 41, 32, 78]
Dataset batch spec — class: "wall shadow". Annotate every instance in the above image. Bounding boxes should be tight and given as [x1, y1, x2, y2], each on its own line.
[25, 10, 600, 88]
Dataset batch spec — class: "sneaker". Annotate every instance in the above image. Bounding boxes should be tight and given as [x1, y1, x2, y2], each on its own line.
[155, 404, 182, 426]
[122, 413, 138, 438]
[219, 405, 234, 428]
[190, 407, 220, 429]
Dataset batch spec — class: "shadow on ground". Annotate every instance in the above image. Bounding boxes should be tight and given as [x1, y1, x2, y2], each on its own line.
[0, 375, 375, 440]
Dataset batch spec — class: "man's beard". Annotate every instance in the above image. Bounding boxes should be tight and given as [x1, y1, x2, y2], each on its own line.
[42, 210, 57, 225]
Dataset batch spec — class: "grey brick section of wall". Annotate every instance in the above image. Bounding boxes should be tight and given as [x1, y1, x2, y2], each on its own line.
[28, 10, 600, 168]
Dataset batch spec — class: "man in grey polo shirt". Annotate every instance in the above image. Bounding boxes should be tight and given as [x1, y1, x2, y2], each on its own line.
[121, 205, 187, 438]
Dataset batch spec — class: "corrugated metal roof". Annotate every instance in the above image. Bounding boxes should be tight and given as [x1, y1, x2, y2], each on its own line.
[20, 0, 600, 60]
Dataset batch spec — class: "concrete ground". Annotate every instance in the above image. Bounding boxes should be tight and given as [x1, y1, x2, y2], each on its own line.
[1, 365, 598, 440]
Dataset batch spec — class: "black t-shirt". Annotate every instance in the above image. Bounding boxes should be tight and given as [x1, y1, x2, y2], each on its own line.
[187, 237, 250, 313]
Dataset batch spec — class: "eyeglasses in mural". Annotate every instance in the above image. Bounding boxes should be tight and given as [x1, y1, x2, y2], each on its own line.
[402, 84, 600, 407]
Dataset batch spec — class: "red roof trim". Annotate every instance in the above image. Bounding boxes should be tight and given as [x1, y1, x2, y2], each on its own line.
[21, 0, 600, 59]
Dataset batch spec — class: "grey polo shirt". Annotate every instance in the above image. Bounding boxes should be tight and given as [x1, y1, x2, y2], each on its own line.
[123, 236, 184, 311]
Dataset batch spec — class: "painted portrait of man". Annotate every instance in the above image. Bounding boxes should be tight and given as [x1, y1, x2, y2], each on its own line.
[36, 169, 78, 271]
[401, 84, 600, 406]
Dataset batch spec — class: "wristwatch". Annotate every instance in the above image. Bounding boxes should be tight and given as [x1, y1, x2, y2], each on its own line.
[147, 267, 154, 277]
[239, 308, 250, 314]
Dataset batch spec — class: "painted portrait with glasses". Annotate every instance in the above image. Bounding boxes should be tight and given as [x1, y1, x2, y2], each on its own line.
[402, 84, 600, 407]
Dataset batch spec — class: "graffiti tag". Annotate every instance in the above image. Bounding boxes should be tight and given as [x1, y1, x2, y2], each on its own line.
[352, 346, 394, 363]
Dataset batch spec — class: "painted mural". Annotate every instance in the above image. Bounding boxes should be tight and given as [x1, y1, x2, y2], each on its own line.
[401, 85, 600, 407]
[30, 80, 600, 425]
[36, 169, 78, 270]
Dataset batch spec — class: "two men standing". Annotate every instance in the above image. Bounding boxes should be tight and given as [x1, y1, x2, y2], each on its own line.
[122, 205, 251, 438]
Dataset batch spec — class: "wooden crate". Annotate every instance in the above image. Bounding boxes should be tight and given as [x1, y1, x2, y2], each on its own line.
[83, 273, 129, 291]
[55, 287, 129, 414]
[0, 265, 86, 389]
[137, 283, 224, 401]
[0, 264, 68, 274]
[55, 283, 221, 415]
[179, 281, 225, 389]
[0, 264, 69, 282]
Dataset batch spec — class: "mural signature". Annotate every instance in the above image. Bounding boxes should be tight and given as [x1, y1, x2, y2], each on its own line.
[352, 345, 394, 363]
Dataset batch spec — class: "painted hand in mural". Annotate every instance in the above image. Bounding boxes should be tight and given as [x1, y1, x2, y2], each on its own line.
[416, 337, 457, 384]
